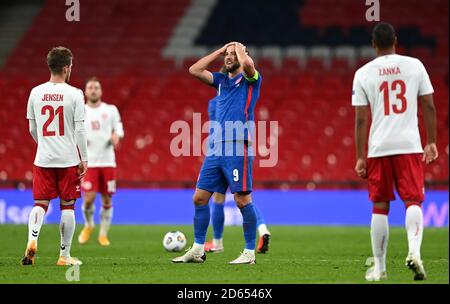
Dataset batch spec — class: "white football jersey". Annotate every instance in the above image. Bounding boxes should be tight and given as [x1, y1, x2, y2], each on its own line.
[85, 102, 124, 167]
[26, 82, 86, 168]
[352, 54, 434, 158]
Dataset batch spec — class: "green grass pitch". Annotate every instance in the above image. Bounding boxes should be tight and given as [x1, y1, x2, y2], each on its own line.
[0, 225, 448, 284]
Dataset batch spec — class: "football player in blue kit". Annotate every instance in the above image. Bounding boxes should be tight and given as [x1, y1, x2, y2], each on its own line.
[204, 97, 271, 255]
[173, 42, 262, 264]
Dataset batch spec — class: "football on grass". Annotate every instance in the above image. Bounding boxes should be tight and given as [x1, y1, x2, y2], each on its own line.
[163, 231, 187, 252]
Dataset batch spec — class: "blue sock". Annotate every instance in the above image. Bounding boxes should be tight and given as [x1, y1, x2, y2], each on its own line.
[254, 204, 265, 228]
[194, 205, 210, 244]
[240, 203, 257, 250]
[211, 202, 225, 240]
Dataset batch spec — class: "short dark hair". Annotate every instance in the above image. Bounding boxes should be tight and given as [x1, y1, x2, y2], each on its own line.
[84, 76, 101, 89]
[47, 46, 73, 74]
[372, 22, 396, 50]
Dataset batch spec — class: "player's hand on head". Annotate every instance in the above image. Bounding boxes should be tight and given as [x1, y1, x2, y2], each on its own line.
[220, 43, 233, 54]
[221, 42, 237, 54]
[78, 161, 88, 179]
[226, 41, 238, 46]
[355, 158, 367, 179]
[236, 42, 246, 51]
[422, 143, 438, 164]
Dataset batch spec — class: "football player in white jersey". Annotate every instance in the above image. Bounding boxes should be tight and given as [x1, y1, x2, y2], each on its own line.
[352, 23, 438, 281]
[23, 46, 88, 266]
[78, 77, 124, 246]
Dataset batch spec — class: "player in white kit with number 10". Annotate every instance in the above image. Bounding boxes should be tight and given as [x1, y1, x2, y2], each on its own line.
[78, 77, 124, 246]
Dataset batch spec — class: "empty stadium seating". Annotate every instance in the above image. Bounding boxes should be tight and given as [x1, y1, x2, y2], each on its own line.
[0, 0, 447, 188]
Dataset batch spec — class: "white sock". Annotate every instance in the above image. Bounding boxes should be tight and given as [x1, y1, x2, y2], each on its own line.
[406, 205, 423, 259]
[258, 224, 270, 236]
[60, 209, 75, 257]
[82, 204, 95, 228]
[192, 243, 205, 255]
[371, 214, 389, 273]
[99, 207, 113, 237]
[213, 238, 223, 248]
[28, 205, 46, 244]
[243, 248, 255, 256]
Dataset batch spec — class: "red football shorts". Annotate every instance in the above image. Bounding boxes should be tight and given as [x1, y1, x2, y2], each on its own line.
[81, 167, 117, 195]
[367, 153, 424, 203]
[33, 165, 81, 201]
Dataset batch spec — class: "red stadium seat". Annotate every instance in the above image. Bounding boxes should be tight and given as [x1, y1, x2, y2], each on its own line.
[0, 0, 447, 187]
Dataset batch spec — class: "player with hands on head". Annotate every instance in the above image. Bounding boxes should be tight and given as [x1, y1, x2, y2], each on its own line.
[173, 41, 263, 265]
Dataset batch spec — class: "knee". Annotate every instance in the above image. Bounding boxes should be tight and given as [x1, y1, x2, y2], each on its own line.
[372, 201, 390, 215]
[84, 192, 96, 206]
[34, 201, 50, 213]
[102, 195, 113, 208]
[234, 192, 252, 209]
[60, 200, 75, 211]
[193, 193, 209, 206]
[212, 193, 225, 204]
[235, 201, 246, 209]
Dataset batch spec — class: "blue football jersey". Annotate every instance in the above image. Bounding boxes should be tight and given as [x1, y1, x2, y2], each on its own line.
[210, 70, 262, 143]
[208, 98, 216, 122]
[207, 98, 216, 151]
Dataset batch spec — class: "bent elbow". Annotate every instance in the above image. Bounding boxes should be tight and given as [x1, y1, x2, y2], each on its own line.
[188, 65, 197, 76]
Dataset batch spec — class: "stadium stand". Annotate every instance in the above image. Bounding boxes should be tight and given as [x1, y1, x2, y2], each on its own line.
[0, 0, 448, 188]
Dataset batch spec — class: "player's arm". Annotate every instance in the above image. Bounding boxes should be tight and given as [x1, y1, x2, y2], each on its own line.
[352, 70, 369, 179]
[188, 44, 230, 85]
[74, 90, 88, 177]
[354, 105, 369, 178]
[235, 42, 257, 80]
[26, 90, 37, 143]
[75, 121, 88, 178]
[417, 59, 438, 164]
[28, 119, 38, 143]
[111, 106, 124, 149]
[75, 121, 88, 161]
[420, 94, 438, 164]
